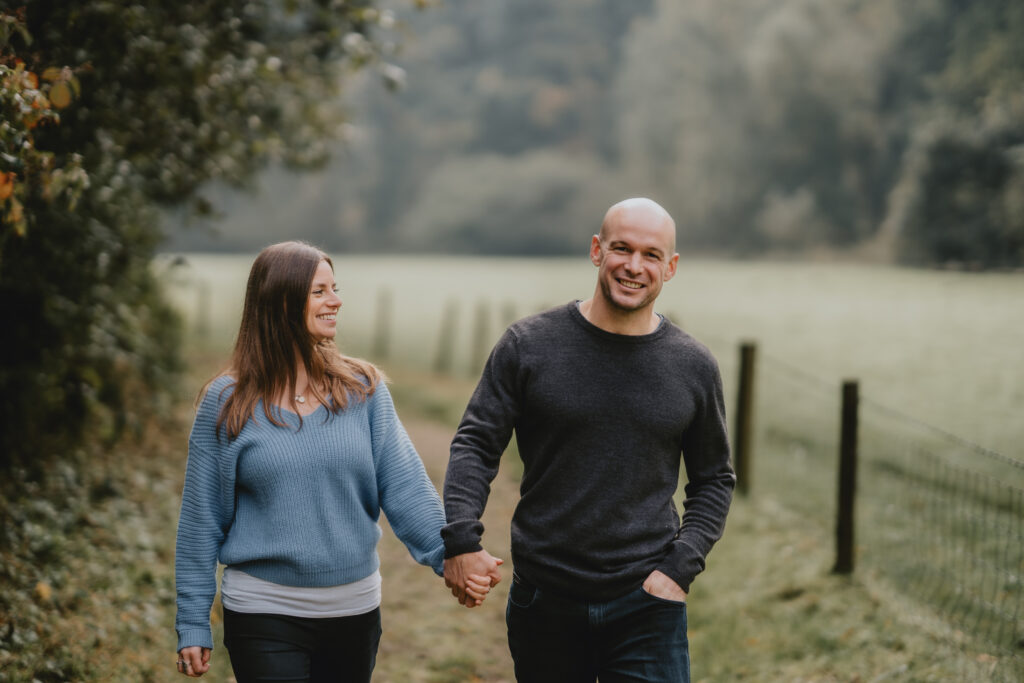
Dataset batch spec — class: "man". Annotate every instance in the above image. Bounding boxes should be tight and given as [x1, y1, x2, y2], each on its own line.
[442, 198, 735, 682]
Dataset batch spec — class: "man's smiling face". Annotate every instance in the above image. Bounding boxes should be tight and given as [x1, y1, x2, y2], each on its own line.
[591, 204, 678, 314]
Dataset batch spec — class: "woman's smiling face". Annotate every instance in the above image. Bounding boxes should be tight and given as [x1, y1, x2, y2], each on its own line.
[305, 260, 341, 341]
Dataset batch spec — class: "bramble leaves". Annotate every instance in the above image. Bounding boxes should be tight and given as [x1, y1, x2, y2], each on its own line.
[0, 1, 394, 466]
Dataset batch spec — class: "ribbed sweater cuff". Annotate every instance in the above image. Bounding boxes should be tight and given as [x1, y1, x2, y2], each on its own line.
[441, 521, 484, 559]
[658, 540, 708, 594]
[177, 627, 213, 653]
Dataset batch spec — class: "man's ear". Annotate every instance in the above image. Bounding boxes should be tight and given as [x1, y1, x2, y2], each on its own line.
[664, 253, 679, 281]
[589, 235, 602, 266]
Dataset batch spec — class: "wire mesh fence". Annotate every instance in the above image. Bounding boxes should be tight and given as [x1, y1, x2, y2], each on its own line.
[751, 351, 840, 536]
[754, 349, 1024, 681]
[858, 401, 1024, 681]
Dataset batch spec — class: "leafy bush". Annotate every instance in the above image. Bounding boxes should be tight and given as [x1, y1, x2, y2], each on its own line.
[0, 1, 398, 467]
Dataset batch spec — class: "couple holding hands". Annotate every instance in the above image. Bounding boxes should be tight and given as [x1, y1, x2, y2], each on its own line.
[174, 198, 735, 683]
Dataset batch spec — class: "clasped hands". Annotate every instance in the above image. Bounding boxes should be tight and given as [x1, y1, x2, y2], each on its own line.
[443, 549, 504, 608]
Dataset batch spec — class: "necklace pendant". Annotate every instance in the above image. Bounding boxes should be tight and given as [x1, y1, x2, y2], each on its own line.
[295, 395, 306, 404]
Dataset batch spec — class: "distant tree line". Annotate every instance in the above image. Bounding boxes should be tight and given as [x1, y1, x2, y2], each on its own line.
[611, 0, 1023, 268]
[184, 0, 1020, 268]
[0, 1, 396, 467]
[2, 0, 1019, 467]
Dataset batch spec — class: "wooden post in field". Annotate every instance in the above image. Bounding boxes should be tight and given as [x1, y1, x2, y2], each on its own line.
[195, 278, 211, 342]
[372, 287, 392, 360]
[470, 300, 490, 376]
[733, 341, 757, 496]
[501, 301, 517, 328]
[434, 299, 458, 375]
[834, 380, 859, 575]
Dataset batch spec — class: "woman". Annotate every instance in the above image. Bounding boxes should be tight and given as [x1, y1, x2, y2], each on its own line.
[174, 241, 488, 680]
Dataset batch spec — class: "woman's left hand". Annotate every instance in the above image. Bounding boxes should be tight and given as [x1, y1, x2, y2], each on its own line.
[177, 646, 211, 677]
[464, 573, 492, 605]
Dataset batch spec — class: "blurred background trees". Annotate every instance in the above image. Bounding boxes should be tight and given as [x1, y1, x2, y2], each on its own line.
[3, 0, 1021, 467]
[0, 1, 397, 466]
[167, 0, 1024, 269]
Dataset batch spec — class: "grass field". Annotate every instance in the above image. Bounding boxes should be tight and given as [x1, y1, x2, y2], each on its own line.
[161, 253, 1024, 459]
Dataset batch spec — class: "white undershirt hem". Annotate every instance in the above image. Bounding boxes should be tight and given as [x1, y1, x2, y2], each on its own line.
[221, 567, 382, 618]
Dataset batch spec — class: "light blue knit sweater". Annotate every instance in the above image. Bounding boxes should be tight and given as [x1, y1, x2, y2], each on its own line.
[175, 375, 446, 651]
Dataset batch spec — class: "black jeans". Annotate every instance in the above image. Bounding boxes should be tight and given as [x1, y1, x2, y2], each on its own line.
[506, 576, 689, 683]
[222, 607, 381, 683]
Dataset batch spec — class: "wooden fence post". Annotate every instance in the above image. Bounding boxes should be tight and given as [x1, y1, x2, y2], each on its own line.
[372, 287, 392, 360]
[434, 299, 458, 375]
[501, 301, 517, 328]
[733, 341, 757, 496]
[470, 300, 491, 376]
[195, 279, 211, 342]
[834, 379, 859, 574]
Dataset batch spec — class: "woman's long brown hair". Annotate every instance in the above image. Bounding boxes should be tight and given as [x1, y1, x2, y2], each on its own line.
[205, 241, 382, 440]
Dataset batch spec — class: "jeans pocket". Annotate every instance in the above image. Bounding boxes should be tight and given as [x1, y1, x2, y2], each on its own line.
[639, 586, 687, 607]
[508, 578, 538, 609]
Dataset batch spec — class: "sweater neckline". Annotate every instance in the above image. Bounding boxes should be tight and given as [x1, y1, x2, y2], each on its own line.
[567, 300, 668, 343]
[260, 400, 330, 422]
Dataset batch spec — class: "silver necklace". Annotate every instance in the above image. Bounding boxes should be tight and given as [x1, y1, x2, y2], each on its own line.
[294, 394, 306, 404]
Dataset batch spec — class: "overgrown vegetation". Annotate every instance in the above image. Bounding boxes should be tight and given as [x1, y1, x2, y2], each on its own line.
[0, 404, 189, 681]
[0, 1, 400, 467]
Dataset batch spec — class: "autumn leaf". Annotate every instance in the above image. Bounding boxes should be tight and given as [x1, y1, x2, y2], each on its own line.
[34, 581, 52, 601]
[49, 80, 71, 108]
[7, 197, 25, 234]
[0, 171, 14, 200]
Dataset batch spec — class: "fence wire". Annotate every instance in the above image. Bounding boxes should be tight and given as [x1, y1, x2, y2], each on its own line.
[858, 402, 1024, 682]
[752, 351, 841, 533]
[754, 351, 1024, 681]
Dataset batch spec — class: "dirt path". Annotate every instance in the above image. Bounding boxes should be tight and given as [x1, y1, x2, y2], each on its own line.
[374, 417, 519, 683]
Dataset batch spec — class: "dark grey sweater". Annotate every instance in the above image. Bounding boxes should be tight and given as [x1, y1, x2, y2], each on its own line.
[442, 302, 735, 600]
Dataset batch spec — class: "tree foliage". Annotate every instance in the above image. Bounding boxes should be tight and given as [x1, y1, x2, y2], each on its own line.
[184, 0, 1022, 268]
[228, 0, 657, 256]
[889, 0, 1024, 267]
[0, 1, 396, 466]
[618, 0, 1024, 266]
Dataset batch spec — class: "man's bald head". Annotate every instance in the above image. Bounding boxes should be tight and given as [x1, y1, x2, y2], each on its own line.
[599, 198, 676, 253]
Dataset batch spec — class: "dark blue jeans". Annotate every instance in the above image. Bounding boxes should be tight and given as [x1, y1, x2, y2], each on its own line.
[222, 607, 381, 683]
[506, 576, 689, 683]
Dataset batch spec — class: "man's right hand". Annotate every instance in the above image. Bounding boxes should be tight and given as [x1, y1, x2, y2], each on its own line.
[444, 550, 504, 608]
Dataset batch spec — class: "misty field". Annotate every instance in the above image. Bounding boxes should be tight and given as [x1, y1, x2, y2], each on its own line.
[162, 253, 1024, 458]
